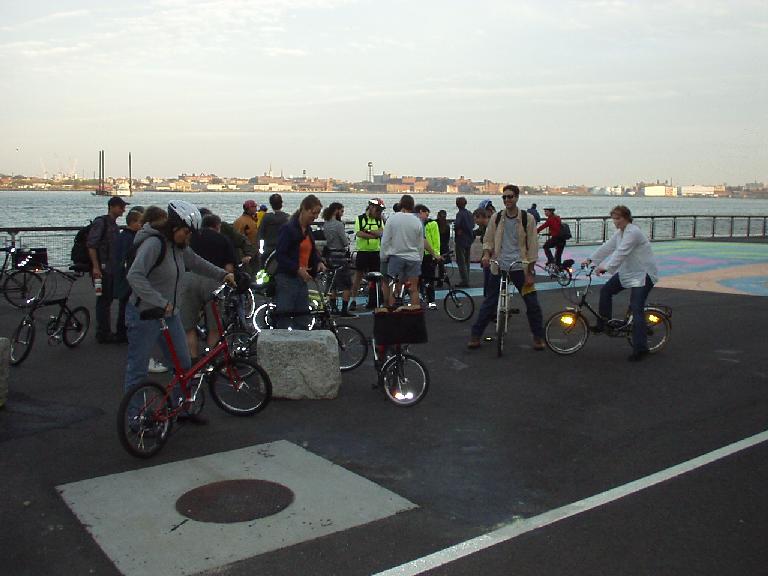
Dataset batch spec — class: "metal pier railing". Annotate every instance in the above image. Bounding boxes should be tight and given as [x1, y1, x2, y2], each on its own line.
[2, 214, 766, 268]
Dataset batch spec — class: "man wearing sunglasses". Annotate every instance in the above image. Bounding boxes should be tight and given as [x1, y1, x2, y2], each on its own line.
[467, 185, 545, 351]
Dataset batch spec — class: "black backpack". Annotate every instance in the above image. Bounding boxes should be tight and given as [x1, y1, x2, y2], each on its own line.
[559, 221, 572, 240]
[71, 216, 107, 271]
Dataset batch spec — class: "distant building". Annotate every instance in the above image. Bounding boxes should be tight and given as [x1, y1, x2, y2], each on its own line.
[642, 185, 676, 197]
[679, 185, 715, 197]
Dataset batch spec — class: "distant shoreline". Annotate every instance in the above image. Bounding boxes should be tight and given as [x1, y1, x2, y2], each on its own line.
[2, 188, 763, 200]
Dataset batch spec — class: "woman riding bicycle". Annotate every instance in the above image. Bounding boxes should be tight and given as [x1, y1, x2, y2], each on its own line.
[125, 201, 235, 423]
[582, 205, 659, 362]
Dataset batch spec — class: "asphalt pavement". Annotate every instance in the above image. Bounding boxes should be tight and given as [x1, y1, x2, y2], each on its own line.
[1, 242, 767, 576]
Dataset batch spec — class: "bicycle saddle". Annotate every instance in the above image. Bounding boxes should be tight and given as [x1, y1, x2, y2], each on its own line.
[561, 259, 575, 268]
[365, 271, 384, 281]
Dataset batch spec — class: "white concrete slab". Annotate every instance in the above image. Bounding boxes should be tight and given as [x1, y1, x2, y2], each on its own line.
[57, 440, 416, 576]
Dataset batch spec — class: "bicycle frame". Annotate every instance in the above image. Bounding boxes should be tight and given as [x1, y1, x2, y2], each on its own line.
[155, 291, 238, 421]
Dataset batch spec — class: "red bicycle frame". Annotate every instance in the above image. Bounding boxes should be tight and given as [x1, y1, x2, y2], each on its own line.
[156, 294, 240, 418]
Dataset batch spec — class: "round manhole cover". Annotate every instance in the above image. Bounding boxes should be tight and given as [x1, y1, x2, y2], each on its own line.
[175, 479, 295, 523]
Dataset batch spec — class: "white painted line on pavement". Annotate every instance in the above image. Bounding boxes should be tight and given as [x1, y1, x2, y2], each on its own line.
[374, 429, 768, 576]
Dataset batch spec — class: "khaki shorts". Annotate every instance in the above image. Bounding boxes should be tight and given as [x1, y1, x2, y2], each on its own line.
[180, 273, 221, 332]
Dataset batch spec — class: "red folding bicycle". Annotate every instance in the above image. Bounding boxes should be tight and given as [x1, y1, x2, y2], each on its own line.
[117, 283, 272, 458]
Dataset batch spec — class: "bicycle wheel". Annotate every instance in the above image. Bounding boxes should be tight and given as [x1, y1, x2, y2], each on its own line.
[253, 302, 275, 332]
[628, 308, 671, 354]
[545, 310, 589, 355]
[242, 288, 256, 318]
[555, 267, 572, 287]
[62, 306, 91, 347]
[335, 324, 368, 371]
[10, 317, 35, 366]
[3, 270, 43, 307]
[208, 358, 272, 416]
[443, 289, 474, 322]
[117, 381, 173, 458]
[379, 353, 430, 406]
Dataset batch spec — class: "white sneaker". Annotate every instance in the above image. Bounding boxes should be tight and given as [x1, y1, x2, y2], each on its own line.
[148, 358, 168, 373]
[427, 302, 438, 310]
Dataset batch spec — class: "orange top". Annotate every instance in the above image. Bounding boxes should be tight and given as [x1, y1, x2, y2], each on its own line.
[298, 233, 313, 270]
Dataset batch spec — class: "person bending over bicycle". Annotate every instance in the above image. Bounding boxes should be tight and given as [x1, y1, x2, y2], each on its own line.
[467, 185, 545, 351]
[125, 200, 236, 424]
[582, 205, 659, 362]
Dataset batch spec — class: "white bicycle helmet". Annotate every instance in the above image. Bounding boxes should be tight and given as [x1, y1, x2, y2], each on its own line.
[368, 198, 385, 210]
[167, 200, 202, 231]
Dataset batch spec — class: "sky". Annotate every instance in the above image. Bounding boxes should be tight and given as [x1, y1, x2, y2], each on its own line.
[1, 0, 766, 186]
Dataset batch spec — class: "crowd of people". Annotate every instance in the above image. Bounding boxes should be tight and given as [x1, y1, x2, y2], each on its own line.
[85, 188, 657, 414]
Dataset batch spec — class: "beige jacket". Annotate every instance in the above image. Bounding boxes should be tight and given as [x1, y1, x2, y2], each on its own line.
[482, 210, 539, 275]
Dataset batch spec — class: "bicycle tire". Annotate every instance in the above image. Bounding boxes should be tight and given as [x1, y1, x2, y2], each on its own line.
[117, 381, 173, 459]
[253, 302, 274, 332]
[10, 317, 35, 366]
[545, 310, 589, 355]
[208, 357, 272, 416]
[62, 306, 90, 347]
[254, 302, 317, 331]
[379, 352, 430, 407]
[242, 288, 256, 318]
[628, 308, 671, 354]
[443, 289, 474, 322]
[335, 324, 368, 371]
[555, 267, 572, 287]
[3, 270, 43, 308]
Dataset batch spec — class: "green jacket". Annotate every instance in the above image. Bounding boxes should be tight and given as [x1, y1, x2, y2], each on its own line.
[424, 220, 440, 256]
[355, 213, 383, 252]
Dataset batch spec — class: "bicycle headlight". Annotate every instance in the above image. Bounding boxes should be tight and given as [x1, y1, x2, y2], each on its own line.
[255, 270, 270, 285]
[559, 314, 575, 326]
[647, 313, 660, 324]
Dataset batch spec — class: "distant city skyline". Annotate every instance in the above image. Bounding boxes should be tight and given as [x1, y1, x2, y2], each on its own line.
[1, 1, 766, 185]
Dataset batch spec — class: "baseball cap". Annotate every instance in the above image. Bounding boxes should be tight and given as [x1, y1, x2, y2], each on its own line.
[108, 197, 129, 207]
[259, 204, 268, 211]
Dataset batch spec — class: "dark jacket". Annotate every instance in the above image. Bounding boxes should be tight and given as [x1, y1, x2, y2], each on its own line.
[275, 216, 321, 276]
[113, 228, 137, 299]
[453, 208, 475, 249]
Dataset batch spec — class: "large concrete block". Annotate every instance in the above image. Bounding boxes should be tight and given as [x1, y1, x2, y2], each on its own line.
[0, 337, 9, 409]
[257, 330, 341, 400]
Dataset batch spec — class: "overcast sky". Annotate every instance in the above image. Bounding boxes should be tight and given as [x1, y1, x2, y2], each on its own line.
[1, 0, 766, 185]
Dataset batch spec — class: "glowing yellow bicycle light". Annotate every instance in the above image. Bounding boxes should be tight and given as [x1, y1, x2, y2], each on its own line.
[560, 314, 575, 326]
[647, 314, 660, 324]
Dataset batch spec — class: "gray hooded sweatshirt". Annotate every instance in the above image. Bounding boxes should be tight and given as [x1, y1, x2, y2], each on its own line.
[127, 223, 226, 314]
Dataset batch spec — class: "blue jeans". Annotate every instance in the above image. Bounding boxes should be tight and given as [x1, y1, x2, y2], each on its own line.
[471, 270, 544, 340]
[275, 273, 310, 330]
[124, 303, 190, 393]
[599, 273, 655, 353]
